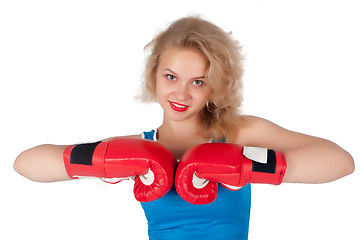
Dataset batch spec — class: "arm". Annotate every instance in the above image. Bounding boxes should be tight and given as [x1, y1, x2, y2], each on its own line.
[236, 116, 355, 183]
[13, 135, 140, 183]
[14, 144, 71, 182]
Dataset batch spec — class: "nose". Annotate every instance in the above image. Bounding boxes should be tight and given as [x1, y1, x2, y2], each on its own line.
[174, 82, 190, 101]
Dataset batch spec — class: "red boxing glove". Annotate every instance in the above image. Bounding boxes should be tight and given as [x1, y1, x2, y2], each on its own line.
[175, 143, 287, 204]
[63, 137, 177, 202]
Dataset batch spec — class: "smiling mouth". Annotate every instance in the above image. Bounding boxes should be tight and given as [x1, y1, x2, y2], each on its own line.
[169, 101, 189, 112]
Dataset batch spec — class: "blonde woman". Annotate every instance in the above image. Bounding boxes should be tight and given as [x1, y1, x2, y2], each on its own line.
[14, 16, 354, 239]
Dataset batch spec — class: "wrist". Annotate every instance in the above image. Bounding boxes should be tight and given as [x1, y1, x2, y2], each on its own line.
[63, 141, 108, 179]
[242, 147, 287, 185]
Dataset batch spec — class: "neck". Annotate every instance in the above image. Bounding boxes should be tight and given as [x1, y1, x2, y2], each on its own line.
[158, 113, 208, 142]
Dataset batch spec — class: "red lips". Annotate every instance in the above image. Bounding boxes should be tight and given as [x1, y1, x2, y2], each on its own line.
[169, 101, 189, 112]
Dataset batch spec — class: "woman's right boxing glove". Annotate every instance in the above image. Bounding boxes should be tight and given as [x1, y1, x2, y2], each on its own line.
[63, 137, 177, 202]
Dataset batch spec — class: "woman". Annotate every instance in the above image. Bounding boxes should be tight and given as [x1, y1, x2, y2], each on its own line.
[14, 16, 354, 239]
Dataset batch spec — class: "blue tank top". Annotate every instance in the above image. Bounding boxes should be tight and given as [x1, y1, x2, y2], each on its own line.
[140, 130, 251, 240]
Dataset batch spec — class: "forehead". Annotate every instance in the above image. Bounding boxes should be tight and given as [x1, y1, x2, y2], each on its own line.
[158, 47, 209, 75]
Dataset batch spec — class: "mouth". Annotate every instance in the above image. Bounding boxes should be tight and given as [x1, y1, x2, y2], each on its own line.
[169, 101, 189, 112]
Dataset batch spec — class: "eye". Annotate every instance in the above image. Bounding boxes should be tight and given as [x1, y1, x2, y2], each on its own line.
[193, 80, 204, 86]
[166, 74, 176, 81]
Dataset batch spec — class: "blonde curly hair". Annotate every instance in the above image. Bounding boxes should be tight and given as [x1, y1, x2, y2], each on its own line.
[140, 16, 244, 142]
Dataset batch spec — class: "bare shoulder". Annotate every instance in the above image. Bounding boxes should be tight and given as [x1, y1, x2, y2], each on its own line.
[235, 115, 277, 145]
[101, 134, 141, 142]
[235, 115, 322, 151]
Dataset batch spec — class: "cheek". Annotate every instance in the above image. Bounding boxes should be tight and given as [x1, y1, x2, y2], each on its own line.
[198, 87, 211, 101]
[193, 90, 210, 107]
[155, 78, 170, 101]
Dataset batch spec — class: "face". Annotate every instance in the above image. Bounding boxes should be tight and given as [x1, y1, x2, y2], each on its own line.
[155, 47, 211, 123]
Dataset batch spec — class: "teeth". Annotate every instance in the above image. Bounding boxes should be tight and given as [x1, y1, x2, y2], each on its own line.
[173, 103, 186, 108]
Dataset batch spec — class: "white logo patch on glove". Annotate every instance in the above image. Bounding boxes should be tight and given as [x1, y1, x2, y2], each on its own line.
[139, 169, 155, 186]
[192, 172, 209, 189]
[243, 146, 268, 164]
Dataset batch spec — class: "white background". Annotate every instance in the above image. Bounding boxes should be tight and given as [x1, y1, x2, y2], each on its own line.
[1, 0, 360, 239]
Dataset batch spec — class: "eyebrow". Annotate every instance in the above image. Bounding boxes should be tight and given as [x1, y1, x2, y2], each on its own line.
[164, 68, 206, 79]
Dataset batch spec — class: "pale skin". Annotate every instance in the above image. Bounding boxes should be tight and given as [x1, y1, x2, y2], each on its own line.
[14, 47, 354, 185]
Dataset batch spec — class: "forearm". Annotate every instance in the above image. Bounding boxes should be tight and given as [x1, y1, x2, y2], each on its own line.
[14, 144, 72, 182]
[282, 140, 354, 183]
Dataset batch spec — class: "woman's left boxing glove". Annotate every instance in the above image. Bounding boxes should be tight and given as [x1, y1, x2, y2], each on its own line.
[63, 137, 177, 202]
[175, 143, 287, 204]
